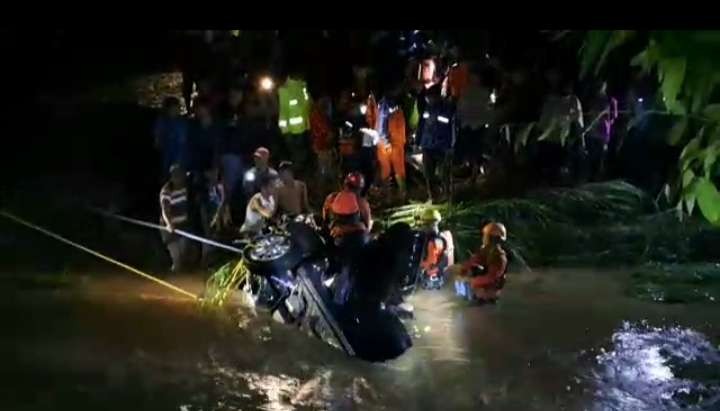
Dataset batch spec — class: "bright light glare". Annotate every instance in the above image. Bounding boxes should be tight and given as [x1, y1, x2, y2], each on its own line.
[260, 77, 274, 91]
[359, 104, 367, 115]
[490, 91, 497, 104]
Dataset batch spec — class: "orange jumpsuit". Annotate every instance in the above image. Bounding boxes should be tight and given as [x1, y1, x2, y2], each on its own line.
[461, 245, 508, 295]
[376, 110, 407, 183]
[366, 94, 379, 130]
[310, 104, 333, 153]
[420, 235, 446, 278]
[310, 104, 334, 178]
[447, 63, 470, 100]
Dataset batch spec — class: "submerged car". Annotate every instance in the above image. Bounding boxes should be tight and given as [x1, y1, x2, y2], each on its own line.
[236, 215, 429, 362]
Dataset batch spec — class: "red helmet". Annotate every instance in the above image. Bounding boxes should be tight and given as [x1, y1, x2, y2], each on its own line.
[344, 172, 365, 190]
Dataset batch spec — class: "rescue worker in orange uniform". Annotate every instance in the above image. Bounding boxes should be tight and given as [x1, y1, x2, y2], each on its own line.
[322, 172, 373, 304]
[418, 209, 449, 289]
[454, 222, 508, 303]
[322, 172, 372, 242]
[309, 95, 335, 184]
[444, 46, 470, 100]
[373, 86, 407, 198]
[359, 92, 380, 197]
[446, 61, 470, 100]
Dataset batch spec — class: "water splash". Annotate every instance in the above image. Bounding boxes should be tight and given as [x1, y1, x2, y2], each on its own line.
[591, 322, 720, 411]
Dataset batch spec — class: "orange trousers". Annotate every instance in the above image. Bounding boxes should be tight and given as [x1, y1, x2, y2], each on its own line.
[377, 141, 406, 182]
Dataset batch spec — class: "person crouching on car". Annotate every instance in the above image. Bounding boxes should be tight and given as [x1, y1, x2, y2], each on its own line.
[240, 174, 278, 235]
[453, 222, 508, 303]
[322, 172, 373, 304]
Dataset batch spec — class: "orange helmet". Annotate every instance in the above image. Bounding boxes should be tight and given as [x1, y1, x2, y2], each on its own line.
[482, 222, 507, 244]
[344, 172, 365, 191]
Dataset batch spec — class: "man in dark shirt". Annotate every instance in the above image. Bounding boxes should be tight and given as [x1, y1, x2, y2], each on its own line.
[186, 98, 224, 231]
[186, 98, 223, 176]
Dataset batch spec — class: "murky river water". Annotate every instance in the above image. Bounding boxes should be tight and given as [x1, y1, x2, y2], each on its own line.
[1, 269, 718, 411]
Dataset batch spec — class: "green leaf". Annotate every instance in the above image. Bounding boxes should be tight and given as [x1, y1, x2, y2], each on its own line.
[703, 104, 720, 121]
[680, 135, 703, 162]
[559, 122, 571, 146]
[688, 66, 715, 113]
[667, 118, 688, 146]
[663, 183, 672, 202]
[631, 50, 648, 68]
[690, 31, 720, 43]
[685, 192, 697, 216]
[704, 142, 720, 175]
[682, 168, 695, 188]
[594, 31, 636, 76]
[580, 31, 612, 78]
[695, 177, 720, 225]
[659, 57, 687, 112]
[675, 199, 685, 221]
[631, 40, 660, 74]
[537, 120, 557, 142]
[514, 123, 535, 154]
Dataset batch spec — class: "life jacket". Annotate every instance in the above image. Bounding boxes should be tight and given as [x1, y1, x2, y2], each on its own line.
[439, 230, 455, 266]
[421, 232, 447, 277]
[327, 191, 366, 237]
[466, 245, 508, 290]
[400, 93, 419, 132]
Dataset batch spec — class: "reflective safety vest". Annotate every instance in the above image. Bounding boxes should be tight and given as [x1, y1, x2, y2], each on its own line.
[278, 77, 311, 134]
[418, 102, 456, 151]
[402, 94, 419, 132]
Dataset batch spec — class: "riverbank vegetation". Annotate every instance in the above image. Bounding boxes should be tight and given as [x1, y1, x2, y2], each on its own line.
[382, 180, 720, 304]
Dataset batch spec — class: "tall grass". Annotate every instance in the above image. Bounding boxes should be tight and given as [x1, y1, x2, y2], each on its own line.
[379, 181, 712, 268]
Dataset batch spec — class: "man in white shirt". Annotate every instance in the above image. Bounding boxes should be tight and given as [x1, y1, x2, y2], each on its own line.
[240, 174, 278, 235]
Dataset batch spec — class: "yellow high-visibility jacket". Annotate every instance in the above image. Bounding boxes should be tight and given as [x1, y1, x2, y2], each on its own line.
[278, 77, 311, 135]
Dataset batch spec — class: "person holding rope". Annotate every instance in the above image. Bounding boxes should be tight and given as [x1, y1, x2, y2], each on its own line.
[160, 164, 193, 273]
[240, 174, 278, 236]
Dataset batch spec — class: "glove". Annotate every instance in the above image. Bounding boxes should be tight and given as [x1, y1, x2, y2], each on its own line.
[470, 265, 487, 277]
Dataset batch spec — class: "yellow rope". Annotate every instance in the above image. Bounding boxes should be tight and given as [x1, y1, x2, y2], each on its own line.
[202, 260, 248, 308]
[0, 210, 200, 301]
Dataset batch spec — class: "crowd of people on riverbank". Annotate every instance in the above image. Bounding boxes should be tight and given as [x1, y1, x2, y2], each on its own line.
[152, 32, 658, 273]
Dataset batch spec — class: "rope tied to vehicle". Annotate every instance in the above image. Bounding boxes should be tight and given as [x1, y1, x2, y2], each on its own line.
[0, 210, 200, 301]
